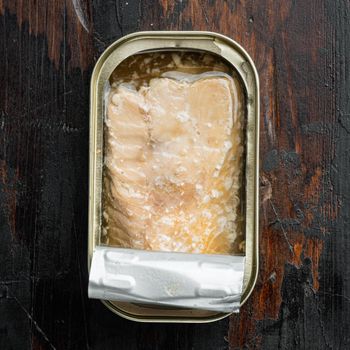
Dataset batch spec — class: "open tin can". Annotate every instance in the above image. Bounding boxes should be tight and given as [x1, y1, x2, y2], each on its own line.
[88, 31, 259, 323]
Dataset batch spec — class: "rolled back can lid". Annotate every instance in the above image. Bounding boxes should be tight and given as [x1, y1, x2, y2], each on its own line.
[88, 246, 245, 313]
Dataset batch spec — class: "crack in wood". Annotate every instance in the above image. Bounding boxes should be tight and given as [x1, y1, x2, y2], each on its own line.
[269, 199, 295, 256]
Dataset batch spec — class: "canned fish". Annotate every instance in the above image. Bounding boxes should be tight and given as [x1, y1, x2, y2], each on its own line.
[88, 31, 259, 323]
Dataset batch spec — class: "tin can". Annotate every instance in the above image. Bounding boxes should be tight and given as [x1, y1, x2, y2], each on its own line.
[89, 31, 259, 323]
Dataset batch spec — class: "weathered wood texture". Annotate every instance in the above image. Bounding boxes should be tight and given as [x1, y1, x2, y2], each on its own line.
[0, 1, 349, 349]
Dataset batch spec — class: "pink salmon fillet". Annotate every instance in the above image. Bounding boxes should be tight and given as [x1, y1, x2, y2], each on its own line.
[103, 73, 243, 254]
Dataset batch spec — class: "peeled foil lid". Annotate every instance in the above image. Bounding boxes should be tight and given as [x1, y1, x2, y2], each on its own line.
[88, 246, 245, 313]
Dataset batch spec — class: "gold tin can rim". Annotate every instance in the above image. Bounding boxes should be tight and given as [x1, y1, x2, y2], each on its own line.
[89, 31, 259, 323]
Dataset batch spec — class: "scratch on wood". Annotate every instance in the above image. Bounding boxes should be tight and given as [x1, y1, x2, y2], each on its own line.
[71, 0, 90, 32]
[199, 0, 209, 25]
[269, 199, 295, 255]
[0, 280, 24, 284]
[1, 282, 57, 350]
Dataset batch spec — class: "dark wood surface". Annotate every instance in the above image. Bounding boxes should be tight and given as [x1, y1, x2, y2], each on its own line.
[1, 1, 349, 349]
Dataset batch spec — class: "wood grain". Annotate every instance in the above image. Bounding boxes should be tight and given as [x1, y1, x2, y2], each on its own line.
[0, 0, 349, 349]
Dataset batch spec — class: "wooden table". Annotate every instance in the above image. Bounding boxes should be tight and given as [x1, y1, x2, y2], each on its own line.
[0, 1, 349, 349]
